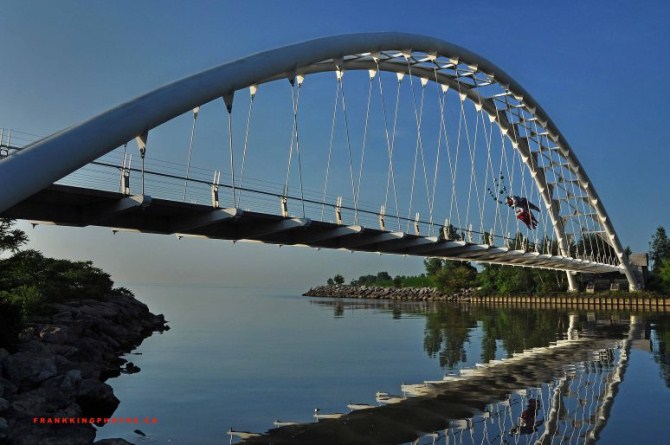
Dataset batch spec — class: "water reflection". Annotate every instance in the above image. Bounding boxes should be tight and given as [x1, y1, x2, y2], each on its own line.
[233, 301, 662, 445]
[651, 316, 670, 386]
[315, 300, 640, 368]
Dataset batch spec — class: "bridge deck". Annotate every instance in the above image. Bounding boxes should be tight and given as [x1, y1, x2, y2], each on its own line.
[1, 184, 620, 274]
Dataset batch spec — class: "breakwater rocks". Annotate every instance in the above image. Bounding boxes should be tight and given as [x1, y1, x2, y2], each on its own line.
[0, 292, 168, 445]
[304, 284, 471, 301]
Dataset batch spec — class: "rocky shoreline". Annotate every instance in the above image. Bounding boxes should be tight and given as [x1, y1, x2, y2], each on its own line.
[304, 284, 472, 301]
[0, 291, 168, 445]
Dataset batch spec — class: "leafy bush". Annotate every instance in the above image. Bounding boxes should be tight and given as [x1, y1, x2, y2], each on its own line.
[0, 298, 23, 350]
[0, 219, 121, 349]
[0, 249, 113, 302]
[1, 285, 45, 320]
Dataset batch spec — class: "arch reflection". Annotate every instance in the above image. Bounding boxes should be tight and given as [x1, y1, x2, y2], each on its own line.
[231, 303, 653, 444]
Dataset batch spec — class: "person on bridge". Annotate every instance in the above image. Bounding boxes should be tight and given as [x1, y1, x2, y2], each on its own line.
[506, 196, 540, 230]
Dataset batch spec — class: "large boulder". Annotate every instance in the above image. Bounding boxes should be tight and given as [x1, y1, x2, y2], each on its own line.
[39, 325, 70, 344]
[11, 391, 48, 416]
[2, 350, 57, 389]
[76, 379, 120, 419]
[60, 369, 82, 392]
[1, 291, 168, 444]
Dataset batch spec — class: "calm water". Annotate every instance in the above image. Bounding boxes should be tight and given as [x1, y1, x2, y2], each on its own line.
[94, 286, 670, 444]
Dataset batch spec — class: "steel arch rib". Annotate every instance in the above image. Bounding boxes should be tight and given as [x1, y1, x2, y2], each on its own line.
[0, 32, 637, 290]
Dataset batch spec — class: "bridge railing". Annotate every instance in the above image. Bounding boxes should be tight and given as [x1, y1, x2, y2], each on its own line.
[1, 126, 625, 271]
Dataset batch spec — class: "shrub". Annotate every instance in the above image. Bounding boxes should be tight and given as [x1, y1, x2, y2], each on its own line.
[0, 250, 113, 303]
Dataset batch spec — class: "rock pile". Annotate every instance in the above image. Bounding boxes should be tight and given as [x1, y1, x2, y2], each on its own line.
[0, 292, 168, 445]
[304, 284, 474, 301]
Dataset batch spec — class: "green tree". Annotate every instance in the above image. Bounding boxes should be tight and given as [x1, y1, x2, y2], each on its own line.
[651, 227, 670, 269]
[657, 260, 670, 294]
[497, 266, 534, 294]
[0, 250, 113, 302]
[424, 258, 445, 276]
[333, 274, 345, 285]
[532, 269, 568, 293]
[376, 271, 392, 282]
[0, 218, 27, 255]
[435, 263, 477, 294]
[478, 264, 535, 294]
[1, 285, 44, 322]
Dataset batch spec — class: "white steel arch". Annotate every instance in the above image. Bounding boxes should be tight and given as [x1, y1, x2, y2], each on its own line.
[0, 32, 637, 290]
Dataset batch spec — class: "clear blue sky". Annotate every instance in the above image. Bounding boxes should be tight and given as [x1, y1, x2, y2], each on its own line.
[1, 1, 668, 288]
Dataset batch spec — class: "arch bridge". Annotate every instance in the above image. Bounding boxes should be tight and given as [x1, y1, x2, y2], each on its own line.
[0, 33, 637, 291]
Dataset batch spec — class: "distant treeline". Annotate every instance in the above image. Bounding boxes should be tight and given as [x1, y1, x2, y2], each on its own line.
[326, 226, 670, 295]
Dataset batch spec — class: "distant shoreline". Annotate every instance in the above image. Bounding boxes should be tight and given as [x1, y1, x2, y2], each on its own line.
[304, 284, 670, 311]
[304, 284, 467, 301]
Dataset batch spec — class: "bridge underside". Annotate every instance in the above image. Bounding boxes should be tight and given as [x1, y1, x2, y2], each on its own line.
[2, 184, 620, 274]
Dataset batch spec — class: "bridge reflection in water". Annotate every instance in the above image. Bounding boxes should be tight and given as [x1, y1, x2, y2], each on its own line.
[230, 304, 644, 445]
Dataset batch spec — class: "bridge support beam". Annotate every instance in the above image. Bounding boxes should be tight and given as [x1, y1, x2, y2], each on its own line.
[83, 194, 151, 225]
[240, 217, 309, 239]
[170, 207, 240, 233]
[381, 236, 438, 253]
[293, 225, 363, 245]
[341, 231, 404, 250]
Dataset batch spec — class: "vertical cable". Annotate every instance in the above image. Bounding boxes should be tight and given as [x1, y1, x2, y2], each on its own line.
[355, 72, 375, 225]
[223, 93, 237, 208]
[238, 85, 257, 207]
[227, 110, 237, 207]
[429, 69, 444, 236]
[321, 76, 340, 221]
[182, 107, 200, 201]
[293, 77, 306, 217]
[338, 69, 360, 225]
[377, 68, 402, 230]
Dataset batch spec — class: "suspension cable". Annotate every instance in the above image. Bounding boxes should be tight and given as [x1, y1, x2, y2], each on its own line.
[523, 117, 543, 250]
[238, 85, 257, 207]
[182, 107, 200, 201]
[320, 74, 341, 221]
[479, 107, 496, 243]
[454, 67, 482, 241]
[355, 71, 375, 224]
[429, 69, 445, 236]
[492, 95, 516, 244]
[406, 58, 431, 233]
[223, 93, 237, 208]
[532, 120, 565, 255]
[377, 67, 402, 230]
[435, 78, 462, 232]
[338, 68, 360, 224]
[291, 76, 307, 217]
